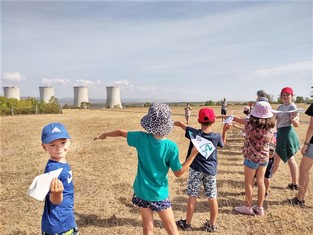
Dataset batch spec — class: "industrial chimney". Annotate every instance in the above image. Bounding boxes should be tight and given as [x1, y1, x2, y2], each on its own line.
[3, 86, 20, 100]
[39, 86, 54, 102]
[106, 86, 122, 108]
[73, 86, 89, 107]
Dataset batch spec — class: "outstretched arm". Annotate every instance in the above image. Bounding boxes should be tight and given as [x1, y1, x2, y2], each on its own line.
[216, 115, 246, 125]
[173, 147, 198, 177]
[222, 123, 232, 145]
[174, 121, 188, 131]
[94, 129, 128, 140]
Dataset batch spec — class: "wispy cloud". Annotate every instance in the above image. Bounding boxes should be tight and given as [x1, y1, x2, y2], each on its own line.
[113, 79, 156, 93]
[75, 79, 95, 86]
[253, 61, 313, 77]
[2, 72, 25, 81]
[42, 78, 71, 86]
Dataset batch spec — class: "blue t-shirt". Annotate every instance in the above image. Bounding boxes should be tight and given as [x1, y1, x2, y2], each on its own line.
[42, 160, 77, 234]
[127, 131, 182, 201]
[185, 126, 224, 176]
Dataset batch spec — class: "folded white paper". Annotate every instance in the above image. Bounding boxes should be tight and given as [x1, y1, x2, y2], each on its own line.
[223, 115, 234, 124]
[27, 168, 63, 201]
[189, 131, 216, 159]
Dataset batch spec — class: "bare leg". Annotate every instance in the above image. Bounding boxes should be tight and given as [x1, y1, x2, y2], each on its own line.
[139, 207, 154, 235]
[244, 165, 256, 207]
[287, 156, 298, 185]
[186, 196, 196, 225]
[297, 156, 313, 201]
[208, 198, 218, 225]
[256, 166, 266, 207]
[157, 207, 179, 235]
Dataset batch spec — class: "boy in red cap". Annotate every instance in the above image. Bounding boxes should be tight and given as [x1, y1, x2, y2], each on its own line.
[175, 108, 228, 232]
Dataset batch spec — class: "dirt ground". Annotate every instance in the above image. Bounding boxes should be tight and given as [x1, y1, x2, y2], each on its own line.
[1, 104, 312, 235]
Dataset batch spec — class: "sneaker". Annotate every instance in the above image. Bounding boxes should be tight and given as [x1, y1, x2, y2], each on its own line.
[287, 183, 299, 190]
[288, 197, 305, 206]
[204, 219, 218, 233]
[252, 205, 265, 216]
[176, 219, 191, 231]
[234, 206, 255, 215]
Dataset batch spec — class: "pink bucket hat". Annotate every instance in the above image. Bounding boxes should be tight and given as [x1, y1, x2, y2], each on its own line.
[251, 101, 274, 118]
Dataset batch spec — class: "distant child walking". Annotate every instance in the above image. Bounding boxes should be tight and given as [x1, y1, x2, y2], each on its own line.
[184, 103, 192, 124]
[219, 101, 275, 216]
[41, 122, 78, 235]
[94, 103, 198, 235]
[175, 108, 228, 232]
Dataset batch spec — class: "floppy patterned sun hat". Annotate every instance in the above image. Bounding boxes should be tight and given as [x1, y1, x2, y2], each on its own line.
[251, 101, 274, 119]
[140, 103, 174, 136]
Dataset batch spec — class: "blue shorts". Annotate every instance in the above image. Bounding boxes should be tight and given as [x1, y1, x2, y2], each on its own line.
[186, 168, 217, 198]
[304, 143, 313, 158]
[244, 159, 268, 170]
[131, 194, 171, 212]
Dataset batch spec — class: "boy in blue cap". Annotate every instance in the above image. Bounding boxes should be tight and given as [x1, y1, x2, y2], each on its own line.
[41, 122, 78, 235]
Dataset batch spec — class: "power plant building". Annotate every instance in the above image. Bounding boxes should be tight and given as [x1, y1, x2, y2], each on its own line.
[106, 86, 122, 108]
[73, 86, 89, 107]
[3, 86, 20, 100]
[39, 86, 54, 102]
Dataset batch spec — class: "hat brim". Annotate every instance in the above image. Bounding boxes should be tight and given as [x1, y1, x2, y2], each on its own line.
[42, 133, 71, 144]
[250, 110, 274, 119]
[140, 114, 174, 136]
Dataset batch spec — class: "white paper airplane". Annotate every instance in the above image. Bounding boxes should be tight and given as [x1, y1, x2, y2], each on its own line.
[27, 168, 63, 201]
[272, 108, 304, 114]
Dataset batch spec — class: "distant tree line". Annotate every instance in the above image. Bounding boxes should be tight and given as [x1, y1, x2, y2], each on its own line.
[0, 96, 62, 115]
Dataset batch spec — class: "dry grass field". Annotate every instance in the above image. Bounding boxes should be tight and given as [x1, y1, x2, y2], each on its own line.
[1, 104, 312, 235]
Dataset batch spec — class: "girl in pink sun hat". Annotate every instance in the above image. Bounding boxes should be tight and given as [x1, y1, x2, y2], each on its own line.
[218, 101, 276, 216]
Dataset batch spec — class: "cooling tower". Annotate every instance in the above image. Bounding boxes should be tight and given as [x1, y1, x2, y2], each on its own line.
[39, 86, 54, 102]
[3, 86, 20, 100]
[106, 86, 122, 108]
[73, 86, 89, 107]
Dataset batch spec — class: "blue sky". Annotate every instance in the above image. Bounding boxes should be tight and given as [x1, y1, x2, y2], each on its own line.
[1, 0, 312, 102]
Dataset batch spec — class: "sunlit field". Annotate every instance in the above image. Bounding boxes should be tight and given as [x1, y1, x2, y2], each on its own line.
[1, 104, 312, 235]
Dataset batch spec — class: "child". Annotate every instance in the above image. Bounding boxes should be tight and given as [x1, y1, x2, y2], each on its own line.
[263, 130, 276, 197]
[94, 103, 198, 235]
[219, 101, 275, 216]
[41, 122, 78, 235]
[272, 87, 300, 190]
[184, 103, 192, 124]
[175, 108, 228, 232]
[288, 103, 313, 206]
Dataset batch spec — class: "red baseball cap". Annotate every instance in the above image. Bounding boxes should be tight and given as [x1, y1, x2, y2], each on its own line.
[281, 87, 293, 95]
[198, 108, 215, 123]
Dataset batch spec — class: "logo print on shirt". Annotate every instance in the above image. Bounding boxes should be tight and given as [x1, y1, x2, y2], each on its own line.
[68, 170, 73, 184]
[52, 127, 62, 133]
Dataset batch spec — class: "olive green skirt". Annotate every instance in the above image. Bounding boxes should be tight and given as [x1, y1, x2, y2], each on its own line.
[276, 126, 300, 163]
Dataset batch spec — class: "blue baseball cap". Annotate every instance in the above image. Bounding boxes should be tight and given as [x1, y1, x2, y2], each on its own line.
[41, 122, 71, 144]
